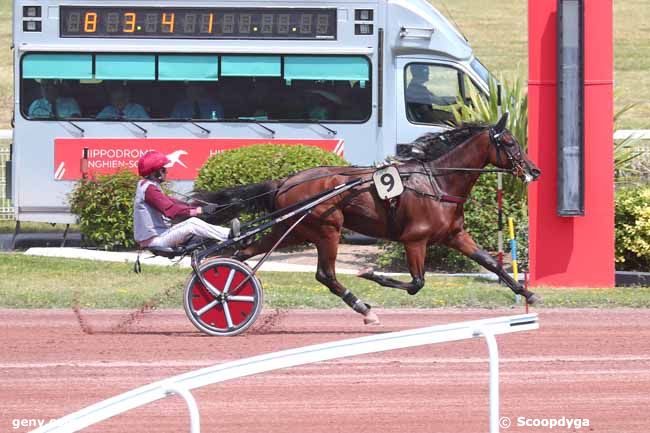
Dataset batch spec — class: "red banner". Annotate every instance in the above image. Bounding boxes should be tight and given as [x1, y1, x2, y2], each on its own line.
[54, 138, 344, 180]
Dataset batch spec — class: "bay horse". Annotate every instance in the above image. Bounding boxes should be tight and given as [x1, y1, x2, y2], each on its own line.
[196, 114, 541, 325]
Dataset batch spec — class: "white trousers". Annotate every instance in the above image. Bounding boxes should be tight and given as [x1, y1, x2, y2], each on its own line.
[147, 217, 230, 248]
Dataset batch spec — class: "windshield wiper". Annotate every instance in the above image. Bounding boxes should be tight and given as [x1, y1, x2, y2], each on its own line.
[315, 122, 337, 136]
[128, 121, 148, 137]
[241, 119, 275, 137]
[186, 119, 211, 135]
[61, 119, 85, 137]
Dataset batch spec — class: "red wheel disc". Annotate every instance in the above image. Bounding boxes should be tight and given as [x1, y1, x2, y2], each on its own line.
[190, 263, 257, 329]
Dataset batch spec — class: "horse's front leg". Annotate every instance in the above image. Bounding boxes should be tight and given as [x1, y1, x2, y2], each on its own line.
[445, 230, 542, 304]
[357, 240, 427, 295]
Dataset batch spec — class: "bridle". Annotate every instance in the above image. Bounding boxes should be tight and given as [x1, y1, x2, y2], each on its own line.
[489, 127, 525, 177]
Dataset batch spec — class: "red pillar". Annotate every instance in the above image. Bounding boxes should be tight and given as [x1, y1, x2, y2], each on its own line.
[528, 0, 614, 287]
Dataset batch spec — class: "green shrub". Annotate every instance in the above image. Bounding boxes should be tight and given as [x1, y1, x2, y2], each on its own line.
[195, 144, 348, 190]
[69, 171, 139, 250]
[615, 185, 650, 271]
[378, 176, 528, 273]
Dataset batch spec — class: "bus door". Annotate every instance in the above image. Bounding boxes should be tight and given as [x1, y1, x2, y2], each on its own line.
[395, 58, 485, 153]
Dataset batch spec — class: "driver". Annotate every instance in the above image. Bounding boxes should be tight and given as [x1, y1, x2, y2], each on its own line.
[133, 150, 238, 249]
[405, 64, 448, 123]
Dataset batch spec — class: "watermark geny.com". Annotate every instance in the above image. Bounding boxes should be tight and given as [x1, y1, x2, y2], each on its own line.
[12, 418, 56, 430]
[500, 416, 590, 430]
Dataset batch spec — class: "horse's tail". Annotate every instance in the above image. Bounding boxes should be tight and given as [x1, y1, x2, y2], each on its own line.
[192, 180, 279, 225]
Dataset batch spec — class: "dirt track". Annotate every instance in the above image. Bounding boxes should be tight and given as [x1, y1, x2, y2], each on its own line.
[1, 308, 649, 433]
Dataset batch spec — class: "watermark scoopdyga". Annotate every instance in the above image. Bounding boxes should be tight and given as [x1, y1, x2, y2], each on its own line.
[499, 416, 590, 430]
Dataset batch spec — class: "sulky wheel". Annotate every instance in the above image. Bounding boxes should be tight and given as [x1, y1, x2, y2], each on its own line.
[183, 257, 263, 336]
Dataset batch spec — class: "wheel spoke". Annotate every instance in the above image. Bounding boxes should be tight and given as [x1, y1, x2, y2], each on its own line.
[202, 278, 222, 297]
[222, 268, 237, 294]
[222, 301, 234, 329]
[227, 296, 255, 303]
[196, 299, 219, 317]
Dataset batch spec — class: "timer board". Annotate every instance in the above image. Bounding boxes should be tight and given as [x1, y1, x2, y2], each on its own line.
[60, 7, 337, 39]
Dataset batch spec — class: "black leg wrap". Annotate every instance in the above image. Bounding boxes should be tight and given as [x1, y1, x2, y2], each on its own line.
[342, 291, 370, 314]
[407, 277, 425, 295]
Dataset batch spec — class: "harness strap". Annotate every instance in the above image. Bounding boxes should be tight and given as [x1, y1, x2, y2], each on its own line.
[419, 161, 467, 204]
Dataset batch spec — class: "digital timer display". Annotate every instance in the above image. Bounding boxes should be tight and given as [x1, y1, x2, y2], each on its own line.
[60, 7, 337, 39]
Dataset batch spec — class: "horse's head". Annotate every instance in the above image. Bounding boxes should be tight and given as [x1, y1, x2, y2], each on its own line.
[488, 113, 541, 183]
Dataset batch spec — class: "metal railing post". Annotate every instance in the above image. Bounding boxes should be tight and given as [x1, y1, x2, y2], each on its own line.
[475, 327, 500, 433]
[165, 386, 201, 433]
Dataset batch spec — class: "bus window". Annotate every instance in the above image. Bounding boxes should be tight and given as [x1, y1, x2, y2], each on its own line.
[20, 53, 371, 123]
[405, 63, 462, 125]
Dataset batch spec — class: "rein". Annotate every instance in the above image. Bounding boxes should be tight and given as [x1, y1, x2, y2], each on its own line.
[183, 167, 377, 218]
[185, 127, 521, 215]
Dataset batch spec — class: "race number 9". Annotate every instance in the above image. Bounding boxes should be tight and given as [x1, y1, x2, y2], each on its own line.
[380, 173, 395, 192]
[373, 166, 404, 200]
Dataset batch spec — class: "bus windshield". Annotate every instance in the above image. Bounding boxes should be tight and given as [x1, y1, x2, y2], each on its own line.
[20, 53, 372, 123]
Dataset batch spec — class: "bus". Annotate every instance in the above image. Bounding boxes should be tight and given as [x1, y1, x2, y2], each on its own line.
[11, 0, 492, 224]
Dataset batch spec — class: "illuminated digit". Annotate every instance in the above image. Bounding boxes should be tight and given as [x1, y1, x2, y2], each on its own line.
[84, 12, 98, 33]
[124, 12, 136, 33]
[162, 12, 175, 33]
[199, 13, 213, 34]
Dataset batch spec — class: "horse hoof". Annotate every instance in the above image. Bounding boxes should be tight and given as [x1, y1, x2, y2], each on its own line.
[363, 312, 381, 325]
[357, 267, 374, 278]
[526, 293, 543, 305]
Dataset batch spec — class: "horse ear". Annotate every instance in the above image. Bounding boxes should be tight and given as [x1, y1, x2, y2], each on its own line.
[494, 112, 509, 133]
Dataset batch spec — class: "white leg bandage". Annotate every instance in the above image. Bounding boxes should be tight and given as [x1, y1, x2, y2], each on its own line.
[148, 217, 231, 248]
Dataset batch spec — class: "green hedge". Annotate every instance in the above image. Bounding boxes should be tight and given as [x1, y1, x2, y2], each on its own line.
[69, 171, 139, 250]
[195, 144, 347, 190]
[378, 176, 528, 272]
[615, 185, 650, 271]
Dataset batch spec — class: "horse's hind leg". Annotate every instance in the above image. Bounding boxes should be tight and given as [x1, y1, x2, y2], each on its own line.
[446, 230, 542, 305]
[315, 230, 380, 325]
[357, 240, 427, 295]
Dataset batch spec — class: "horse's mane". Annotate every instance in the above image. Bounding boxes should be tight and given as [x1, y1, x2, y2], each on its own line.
[400, 123, 489, 162]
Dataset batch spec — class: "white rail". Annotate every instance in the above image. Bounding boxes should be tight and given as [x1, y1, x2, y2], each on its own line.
[28, 313, 538, 433]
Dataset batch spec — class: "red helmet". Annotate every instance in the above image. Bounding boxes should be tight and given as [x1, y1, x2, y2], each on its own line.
[138, 151, 170, 177]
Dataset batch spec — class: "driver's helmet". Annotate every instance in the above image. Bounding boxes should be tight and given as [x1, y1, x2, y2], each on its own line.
[138, 151, 170, 177]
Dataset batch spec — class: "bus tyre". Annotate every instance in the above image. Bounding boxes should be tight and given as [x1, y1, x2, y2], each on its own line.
[183, 257, 263, 336]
